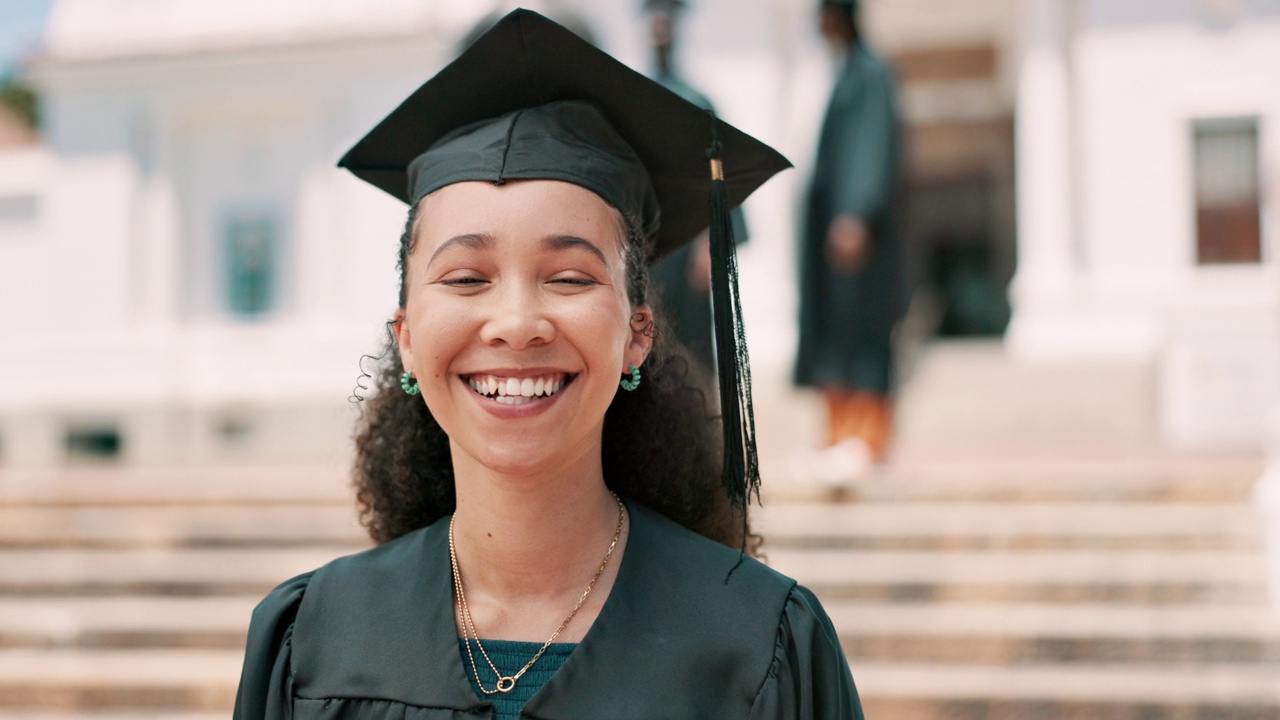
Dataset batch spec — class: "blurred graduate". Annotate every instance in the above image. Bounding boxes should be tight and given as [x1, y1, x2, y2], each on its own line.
[795, 0, 907, 475]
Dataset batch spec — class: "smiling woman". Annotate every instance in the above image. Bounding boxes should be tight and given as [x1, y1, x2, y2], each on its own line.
[353, 177, 737, 549]
[233, 9, 864, 720]
[399, 180, 651, 484]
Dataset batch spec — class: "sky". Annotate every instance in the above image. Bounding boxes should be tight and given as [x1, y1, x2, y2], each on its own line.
[0, 0, 54, 75]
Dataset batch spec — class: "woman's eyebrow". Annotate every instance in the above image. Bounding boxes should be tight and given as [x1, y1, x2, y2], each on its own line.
[426, 233, 493, 269]
[542, 235, 608, 265]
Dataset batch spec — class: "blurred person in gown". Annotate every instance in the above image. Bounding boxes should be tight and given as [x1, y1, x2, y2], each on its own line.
[643, 0, 749, 381]
[794, 0, 906, 478]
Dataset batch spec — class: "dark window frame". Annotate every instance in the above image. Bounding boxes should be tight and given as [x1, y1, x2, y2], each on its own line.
[222, 210, 280, 317]
[1192, 116, 1263, 265]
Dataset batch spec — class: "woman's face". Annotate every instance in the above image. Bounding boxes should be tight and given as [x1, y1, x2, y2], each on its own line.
[397, 180, 652, 478]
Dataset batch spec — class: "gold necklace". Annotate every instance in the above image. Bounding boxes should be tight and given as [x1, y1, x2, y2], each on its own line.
[449, 492, 625, 694]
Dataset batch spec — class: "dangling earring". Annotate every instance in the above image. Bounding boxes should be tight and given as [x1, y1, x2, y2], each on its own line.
[620, 365, 641, 391]
[401, 370, 421, 396]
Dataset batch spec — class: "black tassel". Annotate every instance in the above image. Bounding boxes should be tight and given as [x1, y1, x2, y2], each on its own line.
[705, 130, 761, 525]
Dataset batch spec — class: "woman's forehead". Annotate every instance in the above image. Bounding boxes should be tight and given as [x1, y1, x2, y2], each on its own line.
[416, 180, 627, 253]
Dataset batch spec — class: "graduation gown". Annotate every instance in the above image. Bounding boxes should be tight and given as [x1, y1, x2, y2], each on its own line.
[794, 45, 907, 394]
[233, 501, 863, 720]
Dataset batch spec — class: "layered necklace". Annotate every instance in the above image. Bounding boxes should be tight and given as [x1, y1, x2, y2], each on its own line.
[449, 492, 626, 694]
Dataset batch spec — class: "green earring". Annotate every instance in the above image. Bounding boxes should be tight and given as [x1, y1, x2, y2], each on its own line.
[401, 370, 421, 396]
[620, 365, 641, 392]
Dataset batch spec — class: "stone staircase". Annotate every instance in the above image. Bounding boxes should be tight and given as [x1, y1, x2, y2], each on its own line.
[2, 458, 1279, 719]
[762, 455, 1280, 719]
[0, 468, 365, 718]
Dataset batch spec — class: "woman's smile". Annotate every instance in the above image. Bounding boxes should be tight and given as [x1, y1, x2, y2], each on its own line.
[463, 372, 573, 406]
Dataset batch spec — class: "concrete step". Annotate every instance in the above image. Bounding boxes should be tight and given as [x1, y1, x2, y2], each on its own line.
[0, 597, 257, 649]
[860, 697, 1280, 720]
[807, 580, 1268, 604]
[765, 455, 1262, 504]
[0, 707, 226, 712]
[845, 634, 1280, 665]
[0, 649, 239, 710]
[0, 548, 341, 596]
[889, 339, 1161, 455]
[758, 502, 1266, 551]
[768, 548, 1269, 586]
[849, 655, 1280, 707]
[827, 601, 1280, 663]
[0, 467, 349, 507]
[825, 602, 1280, 641]
[770, 547, 1271, 603]
[0, 506, 369, 549]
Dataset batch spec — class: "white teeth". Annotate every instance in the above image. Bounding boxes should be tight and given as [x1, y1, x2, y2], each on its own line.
[496, 395, 532, 406]
[468, 373, 567, 399]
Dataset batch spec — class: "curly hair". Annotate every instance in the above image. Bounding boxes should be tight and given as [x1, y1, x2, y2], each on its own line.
[353, 196, 750, 550]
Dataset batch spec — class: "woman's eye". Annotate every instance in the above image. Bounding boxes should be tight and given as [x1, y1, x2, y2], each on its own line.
[440, 276, 487, 286]
[550, 276, 596, 286]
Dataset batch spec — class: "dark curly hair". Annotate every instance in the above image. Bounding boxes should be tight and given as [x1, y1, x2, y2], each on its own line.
[353, 196, 750, 550]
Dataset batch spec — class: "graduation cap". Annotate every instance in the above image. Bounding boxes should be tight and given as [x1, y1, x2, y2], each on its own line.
[338, 9, 790, 515]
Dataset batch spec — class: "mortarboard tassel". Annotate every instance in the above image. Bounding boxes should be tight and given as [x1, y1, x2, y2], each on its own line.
[705, 130, 762, 531]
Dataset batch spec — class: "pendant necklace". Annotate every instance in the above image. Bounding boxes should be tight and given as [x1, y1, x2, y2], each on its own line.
[449, 492, 626, 694]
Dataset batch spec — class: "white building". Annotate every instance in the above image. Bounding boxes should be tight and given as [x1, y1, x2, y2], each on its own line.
[1011, 0, 1280, 450]
[0, 0, 1029, 469]
[0, 0, 814, 469]
[0, 0, 481, 467]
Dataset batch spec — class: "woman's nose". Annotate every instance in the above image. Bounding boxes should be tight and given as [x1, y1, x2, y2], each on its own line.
[477, 282, 555, 349]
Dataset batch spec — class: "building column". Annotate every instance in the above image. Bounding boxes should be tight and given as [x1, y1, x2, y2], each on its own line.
[1007, 0, 1077, 354]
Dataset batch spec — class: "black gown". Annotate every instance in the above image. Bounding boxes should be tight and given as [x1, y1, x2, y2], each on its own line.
[794, 45, 907, 395]
[233, 501, 864, 719]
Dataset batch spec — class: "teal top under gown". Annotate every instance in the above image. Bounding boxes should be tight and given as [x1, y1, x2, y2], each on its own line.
[458, 639, 574, 720]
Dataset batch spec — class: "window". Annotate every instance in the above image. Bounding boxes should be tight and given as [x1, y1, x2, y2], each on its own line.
[0, 194, 37, 226]
[224, 213, 278, 316]
[216, 414, 255, 449]
[1193, 118, 1262, 264]
[65, 424, 123, 460]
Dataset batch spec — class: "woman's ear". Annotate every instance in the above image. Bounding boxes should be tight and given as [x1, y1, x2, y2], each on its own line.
[627, 305, 655, 369]
[394, 308, 414, 372]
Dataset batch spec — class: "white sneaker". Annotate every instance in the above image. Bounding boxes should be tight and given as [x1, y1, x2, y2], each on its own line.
[811, 439, 873, 486]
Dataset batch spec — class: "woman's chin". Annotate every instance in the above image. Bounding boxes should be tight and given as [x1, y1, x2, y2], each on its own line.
[456, 441, 587, 480]
[455, 430, 599, 481]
